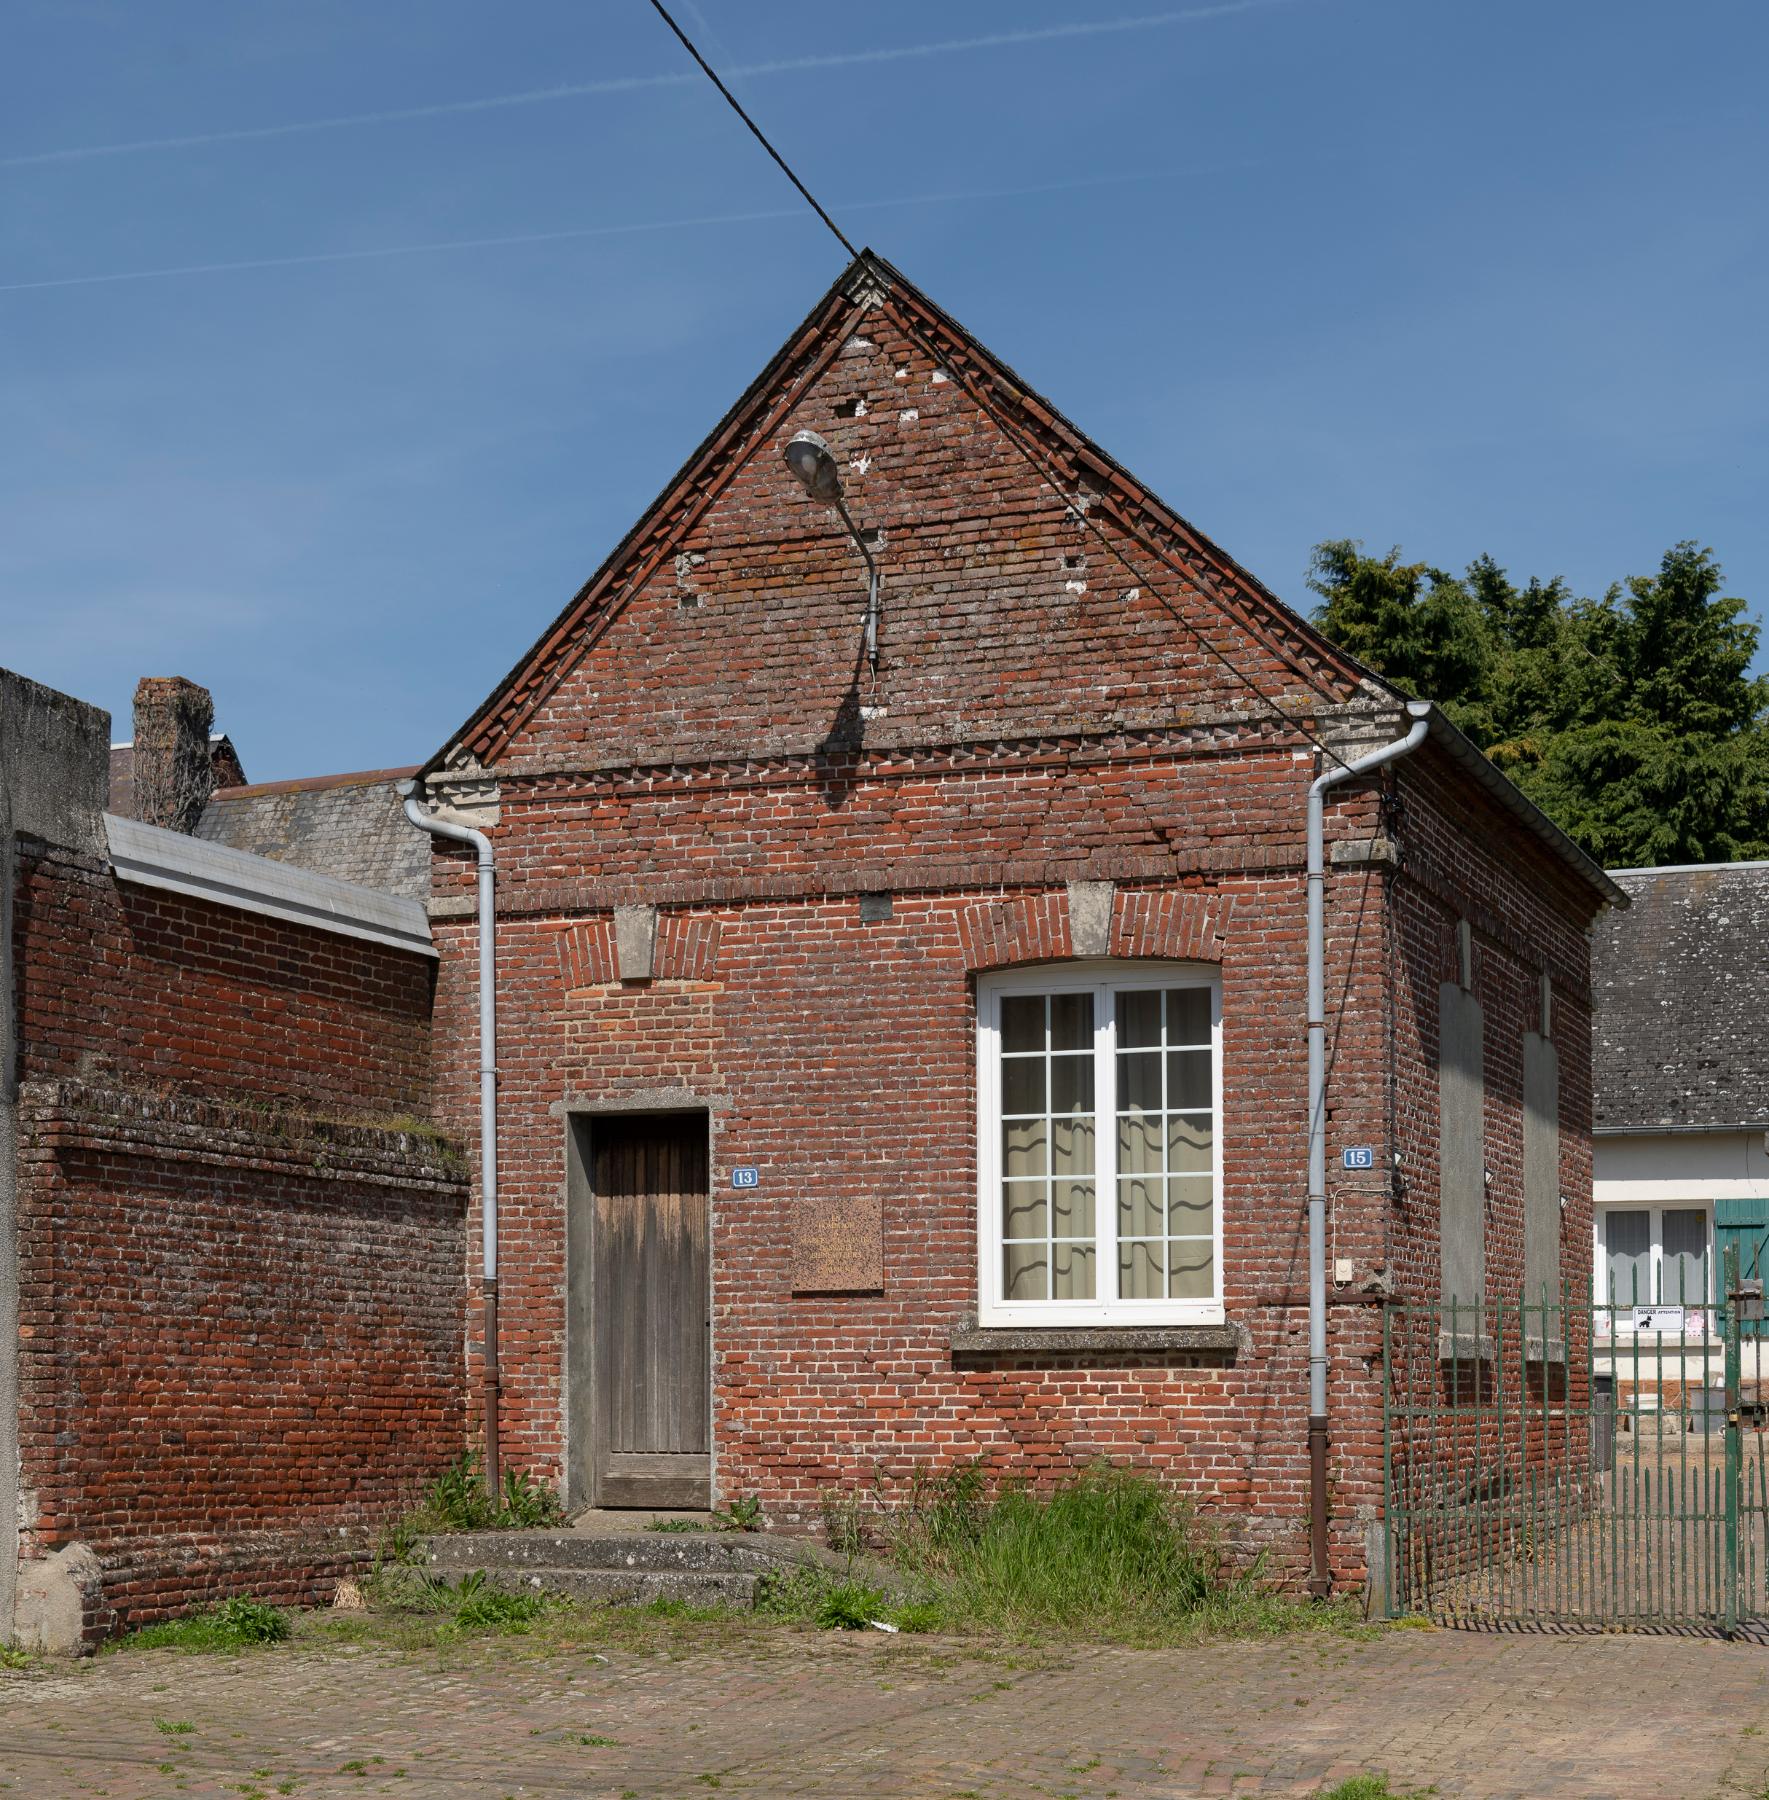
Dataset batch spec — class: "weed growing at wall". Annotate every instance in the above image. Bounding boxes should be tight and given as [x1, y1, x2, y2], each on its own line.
[410, 1453, 564, 1532]
[118, 1596, 291, 1654]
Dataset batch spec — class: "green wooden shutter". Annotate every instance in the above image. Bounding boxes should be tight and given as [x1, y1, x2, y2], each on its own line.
[1716, 1198, 1769, 1338]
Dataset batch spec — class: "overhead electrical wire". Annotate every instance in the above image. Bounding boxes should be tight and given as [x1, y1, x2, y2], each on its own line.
[641, 0, 1358, 775]
[644, 0, 856, 258]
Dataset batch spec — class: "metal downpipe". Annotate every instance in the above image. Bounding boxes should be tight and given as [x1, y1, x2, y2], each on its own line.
[1305, 699, 1431, 1597]
[399, 780, 502, 1496]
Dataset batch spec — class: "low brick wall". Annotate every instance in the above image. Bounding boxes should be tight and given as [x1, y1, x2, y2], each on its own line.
[15, 1082, 467, 1638]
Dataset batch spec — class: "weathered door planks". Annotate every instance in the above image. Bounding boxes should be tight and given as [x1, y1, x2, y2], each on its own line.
[570, 1111, 710, 1509]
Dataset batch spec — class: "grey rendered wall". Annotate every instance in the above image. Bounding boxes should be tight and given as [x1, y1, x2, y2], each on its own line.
[1438, 981, 1486, 1306]
[0, 668, 109, 1642]
[1523, 1032, 1561, 1305]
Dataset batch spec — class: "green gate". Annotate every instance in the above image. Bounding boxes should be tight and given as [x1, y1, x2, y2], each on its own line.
[1382, 1247, 1769, 1634]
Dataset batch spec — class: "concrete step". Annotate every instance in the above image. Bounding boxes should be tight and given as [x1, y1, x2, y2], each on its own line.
[464, 1563, 763, 1609]
[424, 1529, 813, 1576]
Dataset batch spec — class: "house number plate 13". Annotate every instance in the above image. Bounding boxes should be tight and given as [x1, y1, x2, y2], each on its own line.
[731, 1166, 761, 1188]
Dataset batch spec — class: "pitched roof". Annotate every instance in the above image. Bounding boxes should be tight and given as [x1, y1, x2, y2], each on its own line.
[1592, 862, 1769, 1131]
[421, 249, 1372, 777]
[196, 766, 427, 900]
[416, 247, 1620, 911]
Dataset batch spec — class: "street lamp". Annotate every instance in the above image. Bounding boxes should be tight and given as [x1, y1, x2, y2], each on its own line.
[782, 429, 880, 672]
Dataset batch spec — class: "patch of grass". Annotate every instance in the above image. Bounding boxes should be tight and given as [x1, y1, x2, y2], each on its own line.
[154, 1718, 196, 1735]
[755, 1566, 931, 1634]
[875, 1463, 1365, 1645]
[449, 1571, 546, 1633]
[212, 1596, 291, 1643]
[121, 1597, 290, 1654]
[342, 1596, 760, 1664]
[1315, 1779, 1434, 1800]
[814, 1581, 889, 1630]
[889, 1599, 945, 1634]
[0, 1644, 38, 1672]
[640, 1595, 734, 1623]
[886, 1464, 1212, 1638]
[358, 1553, 550, 1636]
[645, 1518, 710, 1534]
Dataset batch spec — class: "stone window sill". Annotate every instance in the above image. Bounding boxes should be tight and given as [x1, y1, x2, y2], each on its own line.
[1438, 1332, 1496, 1362]
[951, 1321, 1243, 1356]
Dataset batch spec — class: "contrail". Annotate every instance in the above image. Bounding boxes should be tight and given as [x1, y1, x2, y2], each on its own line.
[1, 3, 1296, 169]
[0, 164, 1267, 294]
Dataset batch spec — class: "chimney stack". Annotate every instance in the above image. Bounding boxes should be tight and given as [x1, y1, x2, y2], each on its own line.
[131, 677, 216, 834]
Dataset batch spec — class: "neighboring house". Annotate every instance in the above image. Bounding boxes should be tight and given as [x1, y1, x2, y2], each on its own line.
[404, 250, 1623, 1589]
[105, 674, 426, 900]
[1592, 863, 1769, 1382]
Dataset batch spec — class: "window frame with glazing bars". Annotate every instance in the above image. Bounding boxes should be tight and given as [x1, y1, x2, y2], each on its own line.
[1593, 1202, 1715, 1327]
[974, 959, 1225, 1328]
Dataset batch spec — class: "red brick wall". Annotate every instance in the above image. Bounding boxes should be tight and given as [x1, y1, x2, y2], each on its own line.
[1374, 752, 1600, 1568]
[10, 841, 464, 1634]
[1384, 751, 1596, 1307]
[15, 843, 433, 1117]
[430, 759, 1410, 1583]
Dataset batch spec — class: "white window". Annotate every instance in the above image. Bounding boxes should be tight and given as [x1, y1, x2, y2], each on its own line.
[1595, 1205, 1713, 1325]
[976, 961, 1223, 1326]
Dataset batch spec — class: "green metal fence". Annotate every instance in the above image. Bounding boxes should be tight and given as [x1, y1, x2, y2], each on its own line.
[1383, 1246, 1769, 1634]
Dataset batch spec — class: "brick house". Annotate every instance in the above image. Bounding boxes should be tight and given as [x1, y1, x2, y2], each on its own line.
[406, 250, 1625, 1589]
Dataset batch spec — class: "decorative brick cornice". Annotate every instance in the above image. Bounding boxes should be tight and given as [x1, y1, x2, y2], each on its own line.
[428, 854, 1295, 924]
[482, 709, 1359, 798]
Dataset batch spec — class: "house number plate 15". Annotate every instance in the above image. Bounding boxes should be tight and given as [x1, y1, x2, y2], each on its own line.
[731, 1166, 761, 1188]
[1341, 1146, 1375, 1170]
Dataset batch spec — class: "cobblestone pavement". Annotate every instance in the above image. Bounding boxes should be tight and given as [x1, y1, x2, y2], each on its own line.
[5, 1622, 1769, 1800]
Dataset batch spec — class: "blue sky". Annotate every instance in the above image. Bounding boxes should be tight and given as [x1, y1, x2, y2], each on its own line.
[4, 0, 1764, 779]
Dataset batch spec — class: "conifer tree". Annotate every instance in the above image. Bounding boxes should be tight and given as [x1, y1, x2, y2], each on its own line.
[1308, 539, 1769, 866]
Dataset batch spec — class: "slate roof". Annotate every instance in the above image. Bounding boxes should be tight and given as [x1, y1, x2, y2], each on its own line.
[1592, 862, 1769, 1131]
[196, 766, 428, 900]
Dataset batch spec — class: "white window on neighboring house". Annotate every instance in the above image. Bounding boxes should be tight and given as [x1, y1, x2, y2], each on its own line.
[975, 961, 1223, 1327]
[1595, 1205, 1714, 1332]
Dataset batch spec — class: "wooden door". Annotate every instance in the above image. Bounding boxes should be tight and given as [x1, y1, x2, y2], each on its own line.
[576, 1112, 710, 1508]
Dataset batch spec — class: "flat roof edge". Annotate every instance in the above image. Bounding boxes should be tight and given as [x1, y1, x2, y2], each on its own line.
[105, 812, 434, 959]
